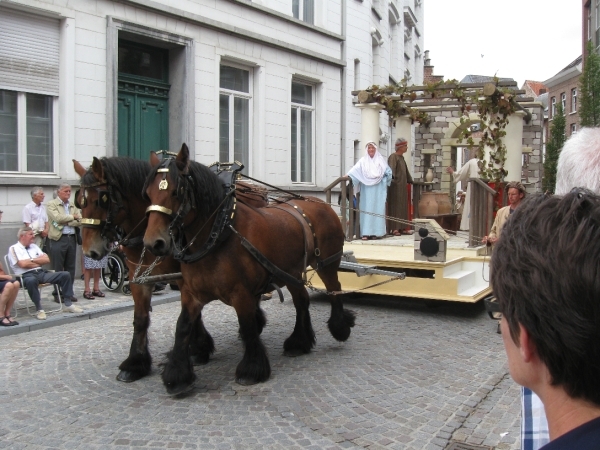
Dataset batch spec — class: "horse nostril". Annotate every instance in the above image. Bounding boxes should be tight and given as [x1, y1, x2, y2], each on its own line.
[90, 251, 99, 260]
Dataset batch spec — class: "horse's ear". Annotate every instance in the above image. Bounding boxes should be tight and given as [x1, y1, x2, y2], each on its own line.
[150, 151, 161, 167]
[73, 159, 87, 178]
[91, 157, 104, 181]
[176, 143, 190, 173]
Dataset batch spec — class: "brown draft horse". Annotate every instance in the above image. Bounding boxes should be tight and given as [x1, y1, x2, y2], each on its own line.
[73, 157, 267, 383]
[73, 157, 183, 383]
[73, 157, 268, 383]
[142, 144, 356, 395]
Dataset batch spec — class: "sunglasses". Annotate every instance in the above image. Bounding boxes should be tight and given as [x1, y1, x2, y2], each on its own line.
[484, 296, 502, 320]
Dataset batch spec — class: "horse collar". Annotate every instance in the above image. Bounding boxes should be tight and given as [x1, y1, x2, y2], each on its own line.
[171, 163, 243, 263]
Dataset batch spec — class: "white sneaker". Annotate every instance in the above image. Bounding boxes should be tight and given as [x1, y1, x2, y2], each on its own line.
[36, 310, 47, 320]
[63, 305, 83, 313]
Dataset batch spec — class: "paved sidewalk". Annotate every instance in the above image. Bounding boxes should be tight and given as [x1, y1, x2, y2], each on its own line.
[0, 277, 181, 337]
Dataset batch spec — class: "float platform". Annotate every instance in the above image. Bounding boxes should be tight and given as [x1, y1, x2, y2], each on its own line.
[309, 234, 492, 303]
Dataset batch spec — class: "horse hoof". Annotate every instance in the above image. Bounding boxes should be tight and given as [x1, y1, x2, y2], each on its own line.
[190, 355, 209, 366]
[165, 382, 195, 396]
[116, 370, 144, 383]
[235, 377, 260, 386]
[283, 349, 306, 357]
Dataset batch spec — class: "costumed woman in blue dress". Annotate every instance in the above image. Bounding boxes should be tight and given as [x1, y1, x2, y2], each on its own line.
[347, 141, 392, 240]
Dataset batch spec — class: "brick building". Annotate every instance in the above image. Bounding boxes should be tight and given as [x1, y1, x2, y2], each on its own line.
[543, 55, 582, 138]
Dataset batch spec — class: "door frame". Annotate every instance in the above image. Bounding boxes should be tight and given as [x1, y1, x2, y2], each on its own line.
[106, 17, 195, 158]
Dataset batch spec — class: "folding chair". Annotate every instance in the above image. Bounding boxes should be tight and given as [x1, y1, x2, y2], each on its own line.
[3, 255, 63, 318]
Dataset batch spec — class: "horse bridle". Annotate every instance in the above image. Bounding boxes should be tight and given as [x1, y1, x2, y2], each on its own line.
[76, 174, 126, 245]
[145, 158, 198, 241]
[145, 158, 246, 263]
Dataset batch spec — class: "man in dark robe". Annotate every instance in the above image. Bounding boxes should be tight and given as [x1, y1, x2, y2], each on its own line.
[386, 138, 413, 235]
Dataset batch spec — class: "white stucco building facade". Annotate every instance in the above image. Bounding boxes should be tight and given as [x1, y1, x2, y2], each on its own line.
[0, 0, 423, 230]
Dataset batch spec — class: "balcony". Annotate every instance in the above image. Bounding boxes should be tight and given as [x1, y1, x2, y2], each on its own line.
[404, 5, 417, 28]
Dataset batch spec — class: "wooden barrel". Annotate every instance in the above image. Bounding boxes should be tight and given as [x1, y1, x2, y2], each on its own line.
[418, 191, 438, 216]
[433, 190, 452, 215]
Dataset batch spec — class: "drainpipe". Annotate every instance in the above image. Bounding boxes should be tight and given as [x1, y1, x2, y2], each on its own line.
[340, 0, 347, 177]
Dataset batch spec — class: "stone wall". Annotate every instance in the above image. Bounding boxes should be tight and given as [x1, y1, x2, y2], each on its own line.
[412, 103, 544, 201]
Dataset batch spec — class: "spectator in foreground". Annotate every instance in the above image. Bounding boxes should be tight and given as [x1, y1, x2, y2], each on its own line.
[518, 126, 600, 449]
[491, 191, 600, 449]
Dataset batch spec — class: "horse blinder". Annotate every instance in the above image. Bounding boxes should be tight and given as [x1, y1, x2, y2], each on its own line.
[74, 188, 86, 209]
[97, 190, 110, 209]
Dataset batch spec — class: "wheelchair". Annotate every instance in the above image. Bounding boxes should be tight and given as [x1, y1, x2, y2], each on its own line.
[102, 249, 131, 295]
[101, 248, 167, 296]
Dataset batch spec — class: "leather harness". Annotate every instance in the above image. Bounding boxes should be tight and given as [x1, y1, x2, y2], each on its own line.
[146, 158, 342, 289]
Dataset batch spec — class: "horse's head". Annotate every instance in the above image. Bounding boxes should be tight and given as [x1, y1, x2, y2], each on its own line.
[143, 143, 225, 257]
[74, 157, 150, 259]
[143, 144, 194, 256]
[74, 158, 116, 259]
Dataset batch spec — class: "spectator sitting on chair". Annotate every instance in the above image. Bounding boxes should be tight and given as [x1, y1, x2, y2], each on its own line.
[8, 227, 82, 320]
[0, 209, 21, 326]
[0, 266, 20, 327]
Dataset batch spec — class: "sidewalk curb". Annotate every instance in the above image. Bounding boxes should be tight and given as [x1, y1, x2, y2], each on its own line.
[0, 291, 181, 338]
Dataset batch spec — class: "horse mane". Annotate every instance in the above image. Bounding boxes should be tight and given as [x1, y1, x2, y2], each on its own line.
[143, 157, 225, 221]
[81, 157, 152, 200]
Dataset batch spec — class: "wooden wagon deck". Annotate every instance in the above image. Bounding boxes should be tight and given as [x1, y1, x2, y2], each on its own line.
[308, 235, 492, 303]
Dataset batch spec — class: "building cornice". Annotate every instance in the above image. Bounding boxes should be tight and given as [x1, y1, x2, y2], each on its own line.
[115, 0, 345, 67]
[543, 64, 582, 88]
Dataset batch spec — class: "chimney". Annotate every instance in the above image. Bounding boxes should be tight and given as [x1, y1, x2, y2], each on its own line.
[424, 50, 431, 66]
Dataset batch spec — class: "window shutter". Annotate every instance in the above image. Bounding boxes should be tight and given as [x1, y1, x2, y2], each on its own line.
[0, 6, 60, 96]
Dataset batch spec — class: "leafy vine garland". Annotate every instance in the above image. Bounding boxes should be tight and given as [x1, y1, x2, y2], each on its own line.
[365, 79, 521, 183]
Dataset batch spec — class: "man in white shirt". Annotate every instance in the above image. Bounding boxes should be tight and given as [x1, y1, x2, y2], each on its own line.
[22, 186, 49, 249]
[8, 227, 82, 320]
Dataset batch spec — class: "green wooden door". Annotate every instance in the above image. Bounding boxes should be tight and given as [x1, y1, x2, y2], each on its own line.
[117, 41, 170, 160]
[117, 82, 169, 159]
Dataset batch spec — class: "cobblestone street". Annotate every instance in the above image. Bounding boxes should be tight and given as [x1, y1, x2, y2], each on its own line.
[0, 291, 520, 449]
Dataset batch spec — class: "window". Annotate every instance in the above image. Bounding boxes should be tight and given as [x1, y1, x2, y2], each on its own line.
[571, 123, 577, 135]
[572, 88, 577, 112]
[219, 65, 251, 171]
[292, 0, 314, 24]
[561, 92, 566, 112]
[551, 97, 556, 117]
[596, 0, 600, 46]
[291, 81, 314, 183]
[0, 90, 55, 173]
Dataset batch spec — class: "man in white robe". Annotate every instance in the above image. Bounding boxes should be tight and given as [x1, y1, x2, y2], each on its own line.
[446, 157, 479, 231]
